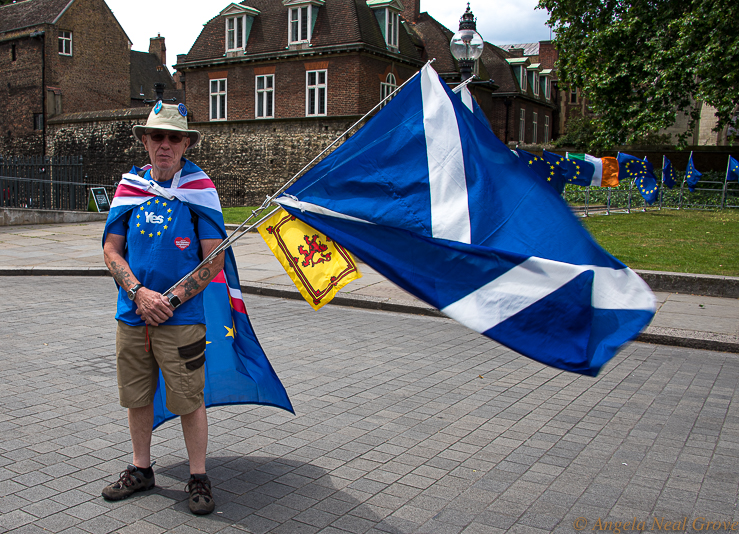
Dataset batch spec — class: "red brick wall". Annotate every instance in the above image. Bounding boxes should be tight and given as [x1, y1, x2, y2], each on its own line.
[0, 35, 44, 140]
[538, 41, 557, 70]
[185, 54, 419, 122]
[52, 0, 130, 114]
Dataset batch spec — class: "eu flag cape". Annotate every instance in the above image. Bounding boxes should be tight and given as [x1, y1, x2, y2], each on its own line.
[103, 160, 293, 429]
[276, 65, 655, 377]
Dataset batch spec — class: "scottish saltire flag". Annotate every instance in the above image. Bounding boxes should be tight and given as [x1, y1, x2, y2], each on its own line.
[617, 153, 659, 205]
[662, 157, 677, 189]
[726, 156, 739, 182]
[516, 148, 566, 194]
[686, 153, 702, 192]
[103, 160, 293, 429]
[275, 64, 655, 376]
[457, 85, 492, 131]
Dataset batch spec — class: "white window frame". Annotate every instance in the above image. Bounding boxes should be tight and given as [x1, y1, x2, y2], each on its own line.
[380, 72, 397, 106]
[306, 69, 327, 116]
[210, 78, 227, 121]
[226, 15, 246, 51]
[544, 115, 550, 143]
[519, 108, 525, 143]
[544, 77, 551, 100]
[58, 31, 72, 56]
[532, 72, 540, 96]
[386, 8, 399, 48]
[519, 66, 527, 92]
[255, 74, 274, 118]
[532, 112, 538, 143]
[289, 5, 314, 44]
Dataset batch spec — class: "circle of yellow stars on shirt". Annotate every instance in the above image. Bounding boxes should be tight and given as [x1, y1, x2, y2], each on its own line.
[138, 200, 171, 237]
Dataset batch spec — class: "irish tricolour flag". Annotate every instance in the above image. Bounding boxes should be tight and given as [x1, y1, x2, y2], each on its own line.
[568, 153, 620, 187]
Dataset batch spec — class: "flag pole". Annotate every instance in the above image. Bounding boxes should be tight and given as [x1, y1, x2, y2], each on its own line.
[163, 59, 437, 297]
[721, 155, 730, 209]
[659, 155, 665, 210]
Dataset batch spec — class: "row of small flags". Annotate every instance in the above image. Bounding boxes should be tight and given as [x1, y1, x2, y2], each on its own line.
[517, 149, 739, 205]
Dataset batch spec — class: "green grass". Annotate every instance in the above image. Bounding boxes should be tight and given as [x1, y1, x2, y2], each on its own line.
[582, 210, 739, 276]
[222, 206, 278, 225]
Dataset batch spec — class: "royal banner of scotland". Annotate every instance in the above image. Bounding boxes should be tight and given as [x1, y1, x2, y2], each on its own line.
[258, 208, 362, 310]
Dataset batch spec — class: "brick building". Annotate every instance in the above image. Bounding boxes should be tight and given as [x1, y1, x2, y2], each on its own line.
[175, 0, 427, 123]
[492, 42, 559, 146]
[0, 0, 180, 155]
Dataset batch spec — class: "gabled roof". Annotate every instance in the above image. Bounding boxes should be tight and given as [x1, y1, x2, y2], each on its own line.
[130, 50, 182, 103]
[498, 42, 540, 56]
[182, 0, 421, 64]
[220, 3, 260, 16]
[480, 42, 518, 93]
[0, 0, 73, 34]
[409, 12, 455, 74]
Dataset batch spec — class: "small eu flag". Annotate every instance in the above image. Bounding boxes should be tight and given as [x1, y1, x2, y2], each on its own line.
[662, 157, 677, 189]
[617, 153, 659, 205]
[727, 156, 739, 182]
[686, 153, 702, 192]
[517, 148, 567, 194]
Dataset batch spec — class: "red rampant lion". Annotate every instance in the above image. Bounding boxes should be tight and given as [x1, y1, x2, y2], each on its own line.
[298, 234, 332, 267]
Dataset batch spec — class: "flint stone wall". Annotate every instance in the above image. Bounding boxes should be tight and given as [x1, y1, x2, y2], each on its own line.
[45, 110, 362, 206]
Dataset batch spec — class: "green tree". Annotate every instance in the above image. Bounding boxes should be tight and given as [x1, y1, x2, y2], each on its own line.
[538, 0, 739, 148]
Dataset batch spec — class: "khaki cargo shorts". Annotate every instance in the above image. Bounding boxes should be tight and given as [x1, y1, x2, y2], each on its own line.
[116, 321, 206, 416]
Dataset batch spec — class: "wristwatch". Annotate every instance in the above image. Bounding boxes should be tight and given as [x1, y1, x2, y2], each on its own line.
[167, 293, 182, 309]
[127, 283, 143, 301]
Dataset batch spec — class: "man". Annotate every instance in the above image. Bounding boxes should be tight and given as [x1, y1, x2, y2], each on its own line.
[101, 103, 223, 515]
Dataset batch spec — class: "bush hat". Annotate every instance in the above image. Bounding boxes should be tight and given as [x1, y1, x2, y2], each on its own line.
[132, 102, 200, 149]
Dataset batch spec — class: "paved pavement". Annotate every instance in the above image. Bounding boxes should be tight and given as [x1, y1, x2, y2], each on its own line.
[1, 276, 739, 534]
[1, 222, 738, 353]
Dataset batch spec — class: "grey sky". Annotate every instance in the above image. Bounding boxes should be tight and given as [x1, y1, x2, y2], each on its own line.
[106, 0, 552, 70]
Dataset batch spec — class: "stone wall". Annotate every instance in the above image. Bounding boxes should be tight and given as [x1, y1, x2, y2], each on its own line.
[188, 116, 363, 206]
[44, 110, 364, 206]
[46, 108, 150, 185]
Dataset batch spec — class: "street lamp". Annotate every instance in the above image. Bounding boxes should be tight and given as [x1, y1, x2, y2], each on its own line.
[450, 3, 484, 82]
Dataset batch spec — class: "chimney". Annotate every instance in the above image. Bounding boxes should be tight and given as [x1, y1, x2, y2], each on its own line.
[149, 34, 166, 66]
[400, 0, 420, 24]
[509, 47, 524, 57]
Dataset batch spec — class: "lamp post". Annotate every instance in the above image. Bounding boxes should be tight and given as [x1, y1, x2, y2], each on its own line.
[450, 3, 484, 82]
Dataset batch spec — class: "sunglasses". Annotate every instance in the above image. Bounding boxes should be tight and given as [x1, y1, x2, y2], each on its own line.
[148, 132, 185, 144]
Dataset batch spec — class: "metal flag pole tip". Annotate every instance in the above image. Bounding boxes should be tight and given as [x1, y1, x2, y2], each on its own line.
[163, 59, 438, 297]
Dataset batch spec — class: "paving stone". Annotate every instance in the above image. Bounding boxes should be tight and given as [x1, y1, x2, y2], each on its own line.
[1, 276, 739, 532]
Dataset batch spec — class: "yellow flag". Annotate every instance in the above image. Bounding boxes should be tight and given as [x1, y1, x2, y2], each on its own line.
[258, 208, 362, 310]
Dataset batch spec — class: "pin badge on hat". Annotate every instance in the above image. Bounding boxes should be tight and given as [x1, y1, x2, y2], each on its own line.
[178, 103, 188, 117]
[153, 101, 163, 114]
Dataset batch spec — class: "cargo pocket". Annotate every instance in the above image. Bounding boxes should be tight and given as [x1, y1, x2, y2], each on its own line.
[178, 336, 206, 396]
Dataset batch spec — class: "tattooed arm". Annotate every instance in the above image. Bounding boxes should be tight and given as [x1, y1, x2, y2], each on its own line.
[103, 233, 173, 326]
[166, 238, 225, 308]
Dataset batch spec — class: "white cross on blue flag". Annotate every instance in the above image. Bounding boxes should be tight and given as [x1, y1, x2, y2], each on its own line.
[276, 64, 655, 376]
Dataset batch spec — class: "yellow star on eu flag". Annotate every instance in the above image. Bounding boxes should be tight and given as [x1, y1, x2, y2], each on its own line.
[225, 324, 235, 338]
[140, 230, 145, 234]
[147, 201, 151, 205]
[157, 231, 161, 236]
[155, 199, 159, 204]
[149, 233, 153, 238]
[163, 225, 168, 230]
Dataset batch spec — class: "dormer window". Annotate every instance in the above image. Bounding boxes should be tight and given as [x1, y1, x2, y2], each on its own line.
[519, 66, 527, 91]
[368, 0, 403, 50]
[220, 4, 260, 54]
[283, 0, 323, 45]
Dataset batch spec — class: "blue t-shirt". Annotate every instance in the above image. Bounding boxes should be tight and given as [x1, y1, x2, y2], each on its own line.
[107, 174, 221, 326]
